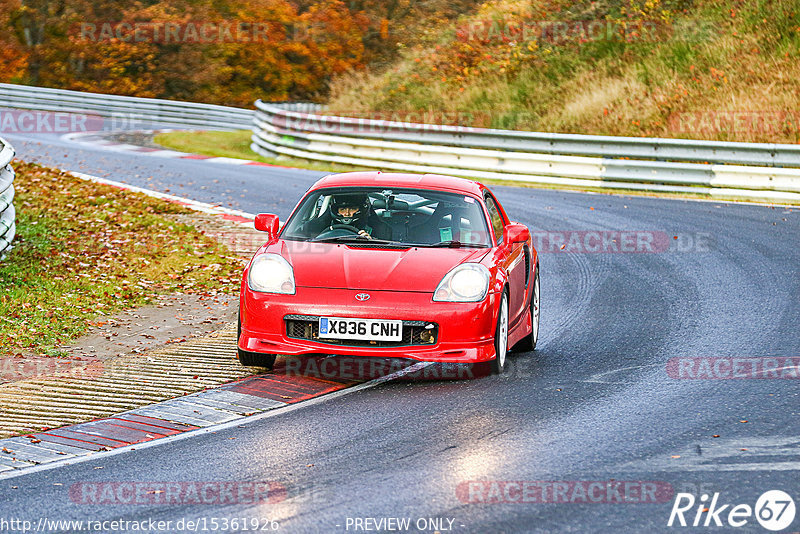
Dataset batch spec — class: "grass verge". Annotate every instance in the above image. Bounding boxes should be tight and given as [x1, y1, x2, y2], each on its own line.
[0, 161, 244, 359]
[153, 130, 354, 174]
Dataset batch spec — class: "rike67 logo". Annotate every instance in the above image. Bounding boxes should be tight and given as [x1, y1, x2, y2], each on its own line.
[668, 490, 796, 531]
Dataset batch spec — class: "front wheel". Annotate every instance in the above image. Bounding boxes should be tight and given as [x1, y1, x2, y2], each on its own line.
[513, 266, 540, 353]
[237, 312, 276, 369]
[491, 291, 509, 374]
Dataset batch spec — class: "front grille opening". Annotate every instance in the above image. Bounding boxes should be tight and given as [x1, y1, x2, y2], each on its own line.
[285, 315, 439, 347]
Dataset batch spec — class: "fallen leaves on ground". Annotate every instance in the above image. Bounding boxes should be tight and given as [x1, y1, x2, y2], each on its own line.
[0, 162, 244, 358]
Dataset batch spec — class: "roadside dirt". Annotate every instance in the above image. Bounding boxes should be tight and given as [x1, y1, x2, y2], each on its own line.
[62, 293, 238, 359]
[1, 211, 263, 387]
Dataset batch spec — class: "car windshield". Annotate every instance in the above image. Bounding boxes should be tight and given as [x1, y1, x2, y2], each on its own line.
[280, 187, 492, 247]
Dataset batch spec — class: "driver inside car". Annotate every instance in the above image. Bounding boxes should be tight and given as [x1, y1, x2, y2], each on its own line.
[301, 193, 392, 241]
[331, 194, 372, 239]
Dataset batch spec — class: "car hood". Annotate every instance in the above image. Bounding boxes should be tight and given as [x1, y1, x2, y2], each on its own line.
[266, 240, 490, 292]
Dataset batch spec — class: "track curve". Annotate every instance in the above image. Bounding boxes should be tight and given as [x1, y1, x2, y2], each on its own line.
[1, 123, 798, 533]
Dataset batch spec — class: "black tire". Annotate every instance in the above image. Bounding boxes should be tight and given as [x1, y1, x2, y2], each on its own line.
[490, 291, 510, 375]
[237, 312, 276, 369]
[512, 266, 540, 353]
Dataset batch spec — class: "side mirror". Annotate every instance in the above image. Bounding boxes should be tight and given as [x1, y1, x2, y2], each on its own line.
[504, 223, 530, 245]
[254, 213, 280, 237]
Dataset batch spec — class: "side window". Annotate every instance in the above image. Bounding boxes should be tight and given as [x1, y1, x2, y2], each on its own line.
[484, 194, 505, 244]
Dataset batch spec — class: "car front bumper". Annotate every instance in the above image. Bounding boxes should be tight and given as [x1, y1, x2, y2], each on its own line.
[239, 286, 499, 363]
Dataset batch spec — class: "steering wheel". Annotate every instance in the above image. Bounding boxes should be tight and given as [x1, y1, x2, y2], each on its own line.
[330, 224, 361, 233]
[314, 224, 370, 241]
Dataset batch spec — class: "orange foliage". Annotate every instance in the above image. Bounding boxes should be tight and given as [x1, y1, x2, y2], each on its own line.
[0, 0, 27, 81]
[0, 0, 370, 105]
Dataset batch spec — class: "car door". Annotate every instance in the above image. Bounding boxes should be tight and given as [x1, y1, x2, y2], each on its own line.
[485, 193, 527, 326]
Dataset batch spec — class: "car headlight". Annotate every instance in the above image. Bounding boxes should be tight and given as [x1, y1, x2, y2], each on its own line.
[247, 253, 296, 294]
[433, 263, 490, 302]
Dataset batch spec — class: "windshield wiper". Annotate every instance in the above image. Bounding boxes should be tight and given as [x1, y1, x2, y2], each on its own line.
[312, 235, 401, 245]
[421, 240, 489, 248]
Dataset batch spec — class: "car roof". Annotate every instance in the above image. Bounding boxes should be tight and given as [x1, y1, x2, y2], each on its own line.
[310, 172, 487, 197]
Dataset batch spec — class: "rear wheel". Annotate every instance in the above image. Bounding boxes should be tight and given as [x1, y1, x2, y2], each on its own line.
[237, 312, 276, 369]
[491, 291, 509, 375]
[513, 266, 540, 353]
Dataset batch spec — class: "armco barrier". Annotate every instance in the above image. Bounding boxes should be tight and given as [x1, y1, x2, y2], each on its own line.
[0, 83, 322, 131]
[251, 102, 800, 203]
[1, 84, 797, 202]
[0, 137, 15, 260]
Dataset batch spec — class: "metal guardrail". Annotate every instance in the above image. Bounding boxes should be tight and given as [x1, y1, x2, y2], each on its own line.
[0, 83, 323, 131]
[253, 103, 800, 167]
[0, 137, 15, 260]
[251, 102, 800, 203]
[0, 83, 253, 131]
[1, 84, 796, 203]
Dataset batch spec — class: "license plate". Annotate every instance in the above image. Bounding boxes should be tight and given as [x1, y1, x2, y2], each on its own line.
[318, 317, 403, 341]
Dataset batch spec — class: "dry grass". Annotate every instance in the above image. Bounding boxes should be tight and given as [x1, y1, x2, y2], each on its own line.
[327, 0, 800, 143]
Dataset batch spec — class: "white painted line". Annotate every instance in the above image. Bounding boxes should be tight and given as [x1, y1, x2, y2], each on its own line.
[582, 364, 662, 384]
[68, 171, 256, 220]
[60, 130, 284, 168]
[126, 408, 216, 428]
[205, 157, 253, 165]
[61, 132, 98, 142]
[144, 149, 192, 158]
[99, 143, 145, 152]
[0, 457, 35, 469]
[0, 362, 433, 480]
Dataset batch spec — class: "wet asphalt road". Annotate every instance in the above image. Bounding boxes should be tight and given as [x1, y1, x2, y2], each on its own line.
[0, 127, 798, 533]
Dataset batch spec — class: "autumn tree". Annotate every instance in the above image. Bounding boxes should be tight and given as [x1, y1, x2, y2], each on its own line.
[0, 0, 27, 81]
[0, 0, 475, 104]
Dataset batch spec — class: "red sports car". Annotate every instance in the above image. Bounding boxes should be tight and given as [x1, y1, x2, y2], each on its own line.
[238, 172, 539, 374]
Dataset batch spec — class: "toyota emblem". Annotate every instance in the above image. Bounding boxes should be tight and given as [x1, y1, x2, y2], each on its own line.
[355, 293, 371, 301]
